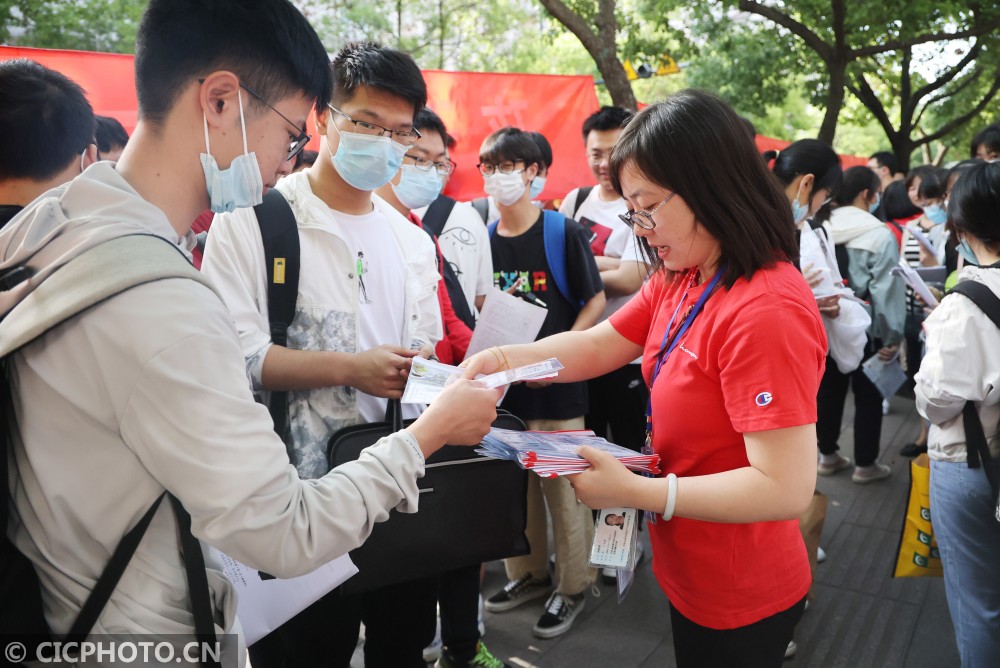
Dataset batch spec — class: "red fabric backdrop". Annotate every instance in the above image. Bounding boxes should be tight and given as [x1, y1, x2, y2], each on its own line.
[0, 45, 867, 200]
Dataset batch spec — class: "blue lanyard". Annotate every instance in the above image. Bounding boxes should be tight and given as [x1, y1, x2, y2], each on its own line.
[641, 266, 724, 523]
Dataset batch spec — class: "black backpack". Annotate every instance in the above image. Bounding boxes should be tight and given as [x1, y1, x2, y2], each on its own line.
[0, 236, 220, 666]
[420, 195, 476, 330]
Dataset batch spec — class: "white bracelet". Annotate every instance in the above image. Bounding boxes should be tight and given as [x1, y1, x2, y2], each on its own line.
[663, 473, 678, 521]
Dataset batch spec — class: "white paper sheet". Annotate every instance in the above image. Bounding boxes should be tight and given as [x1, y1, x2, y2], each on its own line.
[219, 552, 358, 646]
[907, 227, 937, 255]
[891, 259, 939, 307]
[465, 288, 547, 359]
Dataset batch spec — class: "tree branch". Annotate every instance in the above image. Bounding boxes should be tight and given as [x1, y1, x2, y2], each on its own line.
[913, 69, 982, 130]
[911, 40, 981, 110]
[850, 17, 1000, 58]
[850, 71, 897, 140]
[918, 73, 1000, 145]
[737, 0, 833, 61]
[537, 0, 600, 53]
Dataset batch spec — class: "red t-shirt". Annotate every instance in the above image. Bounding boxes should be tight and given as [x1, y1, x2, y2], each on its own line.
[610, 261, 826, 629]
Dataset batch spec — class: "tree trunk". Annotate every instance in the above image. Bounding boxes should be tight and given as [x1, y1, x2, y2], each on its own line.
[893, 137, 914, 174]
[818, 60, 845, 144]
[593, 50, 637, 110]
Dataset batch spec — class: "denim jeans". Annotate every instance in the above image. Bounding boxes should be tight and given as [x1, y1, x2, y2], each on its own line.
[930, 459, 1000, 667]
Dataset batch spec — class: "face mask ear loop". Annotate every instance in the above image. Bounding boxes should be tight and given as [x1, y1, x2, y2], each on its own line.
[237, 87, 249, 154]
[796, 176, 810, 210]
[203, 112, 212, 156]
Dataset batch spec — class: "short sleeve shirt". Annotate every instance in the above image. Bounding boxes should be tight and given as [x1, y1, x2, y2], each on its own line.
[609, 261, 827, 629]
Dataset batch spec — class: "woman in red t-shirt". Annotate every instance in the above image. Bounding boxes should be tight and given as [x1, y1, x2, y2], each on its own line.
[464, 90, 826, 667]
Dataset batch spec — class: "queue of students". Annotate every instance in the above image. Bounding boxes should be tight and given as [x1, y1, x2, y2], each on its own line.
[2, 1, 1000, 665]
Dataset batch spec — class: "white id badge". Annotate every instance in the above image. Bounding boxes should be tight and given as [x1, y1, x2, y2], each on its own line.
[589, 508, 638, 570]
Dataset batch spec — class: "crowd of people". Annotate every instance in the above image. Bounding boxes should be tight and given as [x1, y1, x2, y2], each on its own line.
[0, 0, 998, 667]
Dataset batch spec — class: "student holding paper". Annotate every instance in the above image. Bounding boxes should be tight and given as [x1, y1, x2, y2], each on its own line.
[465, 90, 825, 668]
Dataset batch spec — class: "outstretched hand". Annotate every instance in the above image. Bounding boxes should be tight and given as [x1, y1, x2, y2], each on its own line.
[406, 379, 503, 458]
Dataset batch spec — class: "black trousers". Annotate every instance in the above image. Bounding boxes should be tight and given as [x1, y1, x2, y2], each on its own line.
[585, 364, 648, 453]
[437, 563, 482, 662]
[816, 347, 884, 468]
[669, 597, 806, 668]
[248, 577, 437, 668]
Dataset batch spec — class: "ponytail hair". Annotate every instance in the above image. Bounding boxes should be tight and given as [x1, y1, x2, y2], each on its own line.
[768, 139, 842, 198]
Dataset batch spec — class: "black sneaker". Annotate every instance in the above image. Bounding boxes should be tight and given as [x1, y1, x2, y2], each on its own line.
[484, 574, 552, 613]
[900, 442, 928, 457]
[532, 591, 585, 639]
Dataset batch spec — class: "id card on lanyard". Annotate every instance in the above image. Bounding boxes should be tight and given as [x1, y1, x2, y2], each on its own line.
[642, 266, 725, 524]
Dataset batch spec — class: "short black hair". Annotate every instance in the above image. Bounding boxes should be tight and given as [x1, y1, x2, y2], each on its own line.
[948, 161, 1000, 252]
[0, 59, 95, 181]
[294, 149, 318, 170]
[833, 166, 880, 206]
[95, 116, 129, 154]
[479, 127, 542, 169]
[766, 139, 842, 197]
[970, 123, 1000, 159]
[882, 181, 921, 221]
[609, 89, 797, 288]
[134, 0, 332, 126]
[582, 106, 633, 141]
[413, 107, 449, 146]
[904, 165, 935, 192]
[869, 151, 897, 174]
[330, 42, 427, 113]
[917, 168, 947, 201]
[946, 159, 982, 193]
[527, 131, 553, 169]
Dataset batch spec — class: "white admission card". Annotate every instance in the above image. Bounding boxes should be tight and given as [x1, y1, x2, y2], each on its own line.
[218, 552, 358, 646]
[465, 288, 547, 359]
[401, 357, 563, 404]
[589, 508, 638, 570]
[891, 259, 939, 307]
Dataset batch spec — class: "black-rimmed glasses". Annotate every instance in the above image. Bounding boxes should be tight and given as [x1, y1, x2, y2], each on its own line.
[404, 154, 456, 176]
[238, 82, 311, 162]
[619, 192, 676, 230]
[476, 160, 524, 176]
[327, 105, 422, 144]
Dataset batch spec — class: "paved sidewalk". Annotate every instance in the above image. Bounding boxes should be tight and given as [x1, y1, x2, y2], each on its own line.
[352, 393, 959, 667]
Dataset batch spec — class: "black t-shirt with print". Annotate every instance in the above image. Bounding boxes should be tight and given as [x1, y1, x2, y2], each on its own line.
[491, 210, 604, 420]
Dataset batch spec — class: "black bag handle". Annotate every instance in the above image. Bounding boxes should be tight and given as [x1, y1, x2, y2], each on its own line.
[385, 398, 403, 433]
[253, 190, 300, 444]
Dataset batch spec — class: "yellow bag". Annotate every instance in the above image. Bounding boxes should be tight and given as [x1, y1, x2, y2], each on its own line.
[893, 454, 944, 577]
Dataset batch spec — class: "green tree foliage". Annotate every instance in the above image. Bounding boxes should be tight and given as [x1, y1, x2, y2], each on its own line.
[0, 0, 144, 53]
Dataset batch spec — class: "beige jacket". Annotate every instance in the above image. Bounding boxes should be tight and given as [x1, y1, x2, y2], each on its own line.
[2, 165, 426, 661]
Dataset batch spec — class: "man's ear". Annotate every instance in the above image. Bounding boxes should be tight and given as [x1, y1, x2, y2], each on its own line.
[525, 162, 539, 181]
[315, 104, 333, 136]
[199, 72, 241, 130]
[81, 143, 100, 170]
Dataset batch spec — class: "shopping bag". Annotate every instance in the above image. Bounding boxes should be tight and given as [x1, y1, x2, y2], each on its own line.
[892, 454, 944, 577]
[326, 400, 530, 593]
[798, 491, 828, 600]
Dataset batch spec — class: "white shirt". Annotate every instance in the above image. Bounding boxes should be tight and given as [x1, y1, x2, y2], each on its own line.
[415, 199, 493, 315]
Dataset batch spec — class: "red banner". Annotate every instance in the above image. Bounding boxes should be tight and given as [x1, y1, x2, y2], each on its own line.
[0, 45, 865, 200]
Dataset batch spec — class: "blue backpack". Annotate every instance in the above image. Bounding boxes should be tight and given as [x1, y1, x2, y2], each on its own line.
[488, 210, 582, 309]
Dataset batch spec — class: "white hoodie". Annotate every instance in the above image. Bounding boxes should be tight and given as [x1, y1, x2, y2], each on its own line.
[1, 164, 427, 661]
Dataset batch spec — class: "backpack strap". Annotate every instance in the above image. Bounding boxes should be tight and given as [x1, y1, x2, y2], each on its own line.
[471, 198, 490, 225]
[542, 210, 581, 309]
[949, 280, 1000, 329]
[252, 190, 299, 442]
[422, 195, 457, 238]
[0, 235, 215, 357]
[571, 186, 593, 220]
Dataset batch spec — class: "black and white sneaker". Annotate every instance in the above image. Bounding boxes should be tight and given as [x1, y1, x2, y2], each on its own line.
[532, 591, 585, 639]
[485, 574, 552, 613]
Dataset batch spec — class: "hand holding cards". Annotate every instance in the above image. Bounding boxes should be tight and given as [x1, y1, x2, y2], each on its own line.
[401, 356, 564, 404]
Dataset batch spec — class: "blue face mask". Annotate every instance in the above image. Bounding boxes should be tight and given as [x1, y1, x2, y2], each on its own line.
[958, 238, 978, 265]
[924, 203, 948, 225]
[791, 198, 809, 224]
[868, 194, 881, 214]
[391, 164, 443, 210]
[529, 175, 547, 200]
[328, 109, 409, 191]
[200, 88, 263, 214]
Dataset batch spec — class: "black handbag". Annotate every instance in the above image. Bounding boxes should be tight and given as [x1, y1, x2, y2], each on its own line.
[326, 400, 530, 593]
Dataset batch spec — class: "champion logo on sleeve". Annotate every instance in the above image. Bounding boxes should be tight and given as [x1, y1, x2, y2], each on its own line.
[755, 392, 773, 407]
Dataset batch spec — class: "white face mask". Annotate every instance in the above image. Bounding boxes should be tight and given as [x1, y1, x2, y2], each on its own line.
[484, 170, 527, 206]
